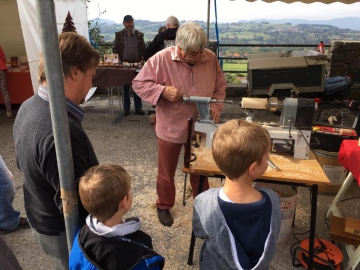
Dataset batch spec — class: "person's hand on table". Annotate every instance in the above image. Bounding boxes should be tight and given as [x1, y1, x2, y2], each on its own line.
[161, 86, 184, 102]
[211, 110, 221, 123]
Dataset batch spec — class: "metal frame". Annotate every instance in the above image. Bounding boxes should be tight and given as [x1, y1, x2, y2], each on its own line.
[326, 172, 360, 270]
[107, 85, 124, 125]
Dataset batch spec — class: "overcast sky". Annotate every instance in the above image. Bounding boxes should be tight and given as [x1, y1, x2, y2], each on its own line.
[87, 0, 360, 23]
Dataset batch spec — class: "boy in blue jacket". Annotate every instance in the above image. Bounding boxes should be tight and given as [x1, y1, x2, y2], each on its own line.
[193, 119, 281, 270]
[69, 165, 164, 270]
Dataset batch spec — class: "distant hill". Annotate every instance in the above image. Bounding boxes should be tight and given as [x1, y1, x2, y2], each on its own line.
[89, 18, 360, 58]
[90, 17, 360, 31]
[239, 17, 360, 31]
[89, 18, 118, 25]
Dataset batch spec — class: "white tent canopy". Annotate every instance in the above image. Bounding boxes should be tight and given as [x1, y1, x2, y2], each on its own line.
[244, 0, 358, 3]
[0, 0, 89, 93]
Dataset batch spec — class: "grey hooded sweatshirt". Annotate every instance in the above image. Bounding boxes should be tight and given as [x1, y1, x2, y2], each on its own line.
[193, 187, 281, 270]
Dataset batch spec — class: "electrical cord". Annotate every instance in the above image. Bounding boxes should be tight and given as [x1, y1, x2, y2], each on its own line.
[290, 230, 310, 257]
[291, 230, 341, 269]
[340, 196, 360, 203]
[289, 115, 320, 163]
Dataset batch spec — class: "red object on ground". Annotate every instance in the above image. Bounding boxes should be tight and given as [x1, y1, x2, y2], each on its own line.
[0, 71, 34, 104]
[298, 238, 342, 270]
[338, 139, 360, 185]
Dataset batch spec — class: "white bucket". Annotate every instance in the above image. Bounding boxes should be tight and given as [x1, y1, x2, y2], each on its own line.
[313, 149, 347, 195]
[255, 182, 299, 244]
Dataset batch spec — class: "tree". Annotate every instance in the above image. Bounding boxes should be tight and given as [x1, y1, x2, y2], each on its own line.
[86, 2, 111, 57]
[62, 11, 77, 33]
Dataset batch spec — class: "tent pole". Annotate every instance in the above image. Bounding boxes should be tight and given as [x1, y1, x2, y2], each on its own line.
[207, 0, 210, 48]
[35, 0, 79, 253]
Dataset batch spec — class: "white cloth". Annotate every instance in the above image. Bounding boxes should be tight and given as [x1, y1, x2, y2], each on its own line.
[86, 215, 142, 238]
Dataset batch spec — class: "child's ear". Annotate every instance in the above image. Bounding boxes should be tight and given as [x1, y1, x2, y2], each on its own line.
[248, 161, 257, 177]
[119, 196, 127, 209]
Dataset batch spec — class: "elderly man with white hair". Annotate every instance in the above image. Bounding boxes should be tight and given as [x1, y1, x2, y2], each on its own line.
[133, 22, 227, 227]
[143, 15, 179, 61]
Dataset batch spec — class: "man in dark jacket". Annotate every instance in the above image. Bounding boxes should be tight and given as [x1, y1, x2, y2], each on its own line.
[143, 16, 179, 61]
[13, 32, 99, 270]
[113, 15, 145, 116]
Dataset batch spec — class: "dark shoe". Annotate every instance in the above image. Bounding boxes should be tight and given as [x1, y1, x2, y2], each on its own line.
[124, 111, 130, 116]
[157, 208, 173, 227]
[135, 110, 145, 115]
[0, 217, 30, 235]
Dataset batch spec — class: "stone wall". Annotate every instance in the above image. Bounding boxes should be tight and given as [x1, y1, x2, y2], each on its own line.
[327, 41, 360, 78]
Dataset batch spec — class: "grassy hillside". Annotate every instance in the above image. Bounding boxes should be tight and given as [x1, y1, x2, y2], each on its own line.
[91, 19, 360, 57]
[89, 19, 360, 83]
[94, 20, 360, 42]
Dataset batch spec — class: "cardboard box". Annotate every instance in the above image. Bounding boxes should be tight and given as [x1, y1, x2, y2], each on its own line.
[345, 217, 360, 235]
[330, 216, 360, 246]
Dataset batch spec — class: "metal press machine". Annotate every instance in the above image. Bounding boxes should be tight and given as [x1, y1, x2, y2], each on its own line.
[183, 95, 316, 160]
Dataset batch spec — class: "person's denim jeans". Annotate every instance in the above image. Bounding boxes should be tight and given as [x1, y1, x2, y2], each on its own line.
[0, 156, 20, 230]
[123, 85, 142, 111]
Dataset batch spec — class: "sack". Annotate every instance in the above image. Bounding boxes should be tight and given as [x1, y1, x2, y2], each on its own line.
[164, 39, 176, 49]
[324, 76, 353, 96]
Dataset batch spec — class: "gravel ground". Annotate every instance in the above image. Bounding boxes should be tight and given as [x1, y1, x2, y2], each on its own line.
[1, 92, 360, 270]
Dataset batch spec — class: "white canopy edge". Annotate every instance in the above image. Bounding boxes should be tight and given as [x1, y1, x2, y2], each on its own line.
[245, 0, 359, 4]
[16, 0, 90, 93]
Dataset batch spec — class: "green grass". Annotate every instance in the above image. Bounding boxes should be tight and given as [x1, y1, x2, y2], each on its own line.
[222, 62, 247, 72]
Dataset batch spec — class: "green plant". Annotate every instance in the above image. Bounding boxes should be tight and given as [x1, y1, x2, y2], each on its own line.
[86, 1, 111, 58]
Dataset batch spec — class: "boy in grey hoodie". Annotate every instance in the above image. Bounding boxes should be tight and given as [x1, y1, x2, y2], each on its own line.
[193, 119, 281, 270]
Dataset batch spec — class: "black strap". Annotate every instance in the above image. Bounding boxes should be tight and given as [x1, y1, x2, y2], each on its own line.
[77, 226, 104, 270]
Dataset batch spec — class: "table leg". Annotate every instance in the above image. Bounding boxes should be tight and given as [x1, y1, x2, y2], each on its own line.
[307, 184, 318, 270]
[107, 86, 115, 125]
[120, 85, 124, 115]
[107, 85, 124, 126]
[187, 231, 196, 265]
[197, 176, 205, 194]
[187, 175, 206, 265]
[326, 172, 354, 219]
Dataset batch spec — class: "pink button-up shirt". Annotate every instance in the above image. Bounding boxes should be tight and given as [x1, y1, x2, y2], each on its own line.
[133, 46, 227, 144]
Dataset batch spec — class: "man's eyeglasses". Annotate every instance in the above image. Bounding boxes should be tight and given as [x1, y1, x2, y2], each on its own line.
[183, 50, 203, 57]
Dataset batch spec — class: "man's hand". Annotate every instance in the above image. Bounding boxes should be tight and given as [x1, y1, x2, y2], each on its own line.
[211, 110, 221, 123]
[161, 86, 184, 102]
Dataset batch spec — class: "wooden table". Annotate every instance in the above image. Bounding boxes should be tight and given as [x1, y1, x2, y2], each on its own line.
[326, 140, 360, 270]
[184, 143, 330, 269]
[92, 67, 139, 125]
[0, 71, 33, 104]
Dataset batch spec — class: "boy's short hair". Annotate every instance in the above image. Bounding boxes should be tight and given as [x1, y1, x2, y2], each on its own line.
[212, 119, 270, 180]
[79, 165, 131, 222]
